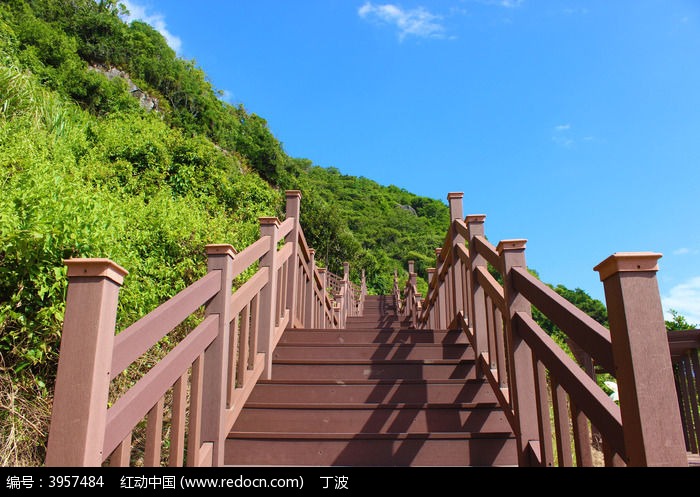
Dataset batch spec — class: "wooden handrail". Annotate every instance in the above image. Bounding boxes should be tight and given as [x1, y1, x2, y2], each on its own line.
[399, 191, 688, 467]
[668, 329, 700, 456]
[46, 190, 363, 467]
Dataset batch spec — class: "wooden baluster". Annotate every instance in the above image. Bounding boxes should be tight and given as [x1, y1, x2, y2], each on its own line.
[427, 268, 436, 329]
[187, 355, 204, 467]
[435, 251, 447, 329]
[305, 249, 316, 328]
[144, 396, 165, 466]
[595, 252, 688, 466]
[499, 239, 539, 467]
[237, 306, 250, 387]
[46, 259, 127, 467]
[551, 378, 573, 467]
[318, 268, 327, 329]
[227, 314, 239, 405]
[571, 400, 593, 466]
[532, 359, 553, 466]
[249, 295, 260, 369]
[110, 435, 132, 467]
[169, 373, 187, 467]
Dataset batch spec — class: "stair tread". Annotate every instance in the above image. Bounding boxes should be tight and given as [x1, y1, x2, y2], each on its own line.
[228, 431, 515, 440]
[272, 358, 473, 364]
[240, 402, 500, 409]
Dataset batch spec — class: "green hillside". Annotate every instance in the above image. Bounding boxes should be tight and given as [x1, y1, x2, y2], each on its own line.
[0, 0, 617, 466]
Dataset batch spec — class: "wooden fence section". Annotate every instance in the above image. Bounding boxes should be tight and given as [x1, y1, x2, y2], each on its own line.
[668, 329, 700, 457]
[401, 191, 689, 467]
[45, 190, 365, 467]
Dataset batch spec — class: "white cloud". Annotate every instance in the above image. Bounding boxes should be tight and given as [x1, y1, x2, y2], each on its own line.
[218, 89, 234, 103]
[498, 0, 524, 7]
[673, 247, 691, 255]
[555, 124, 571, 131]
[662, 276, 700, 326]
[358, 3, 448, 41]
[120, 0, 182, 53]
[476, 0, 524, 8]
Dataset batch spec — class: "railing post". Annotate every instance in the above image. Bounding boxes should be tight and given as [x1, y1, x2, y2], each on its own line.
[594, 253, 688, 466]
[435, 249, 447, 329]
[305, 249, 316, 328]
[409, 265, 418, 329]
[448, 193, 466, 322]
[259, 217, 280, 380]
[285, 190, 302, 327]
[201, 244, 236, 466]
[343, 262, 351, 318]
[427, 268, 437, 330]
[466, 215, 487, 374]
[46, 259, 127, 466]
[499, 239, 539, 467]
[318, 267, 327, 329]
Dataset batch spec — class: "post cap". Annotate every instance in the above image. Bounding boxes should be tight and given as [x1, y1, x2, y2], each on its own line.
[64, 258, 128, 285]
[594, 252, 662, 281]
[205, 244, 237, 258]
[259, 216, 280, 226]
[447, 192, 464, 200]
[497, 239, 527, 254]
[465, 214, 486, 224]
[285, 190, 302, 199]
[309, 248, 316, 256]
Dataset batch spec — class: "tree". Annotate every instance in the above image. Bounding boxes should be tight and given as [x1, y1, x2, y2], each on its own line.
[665, 309, 698, 331]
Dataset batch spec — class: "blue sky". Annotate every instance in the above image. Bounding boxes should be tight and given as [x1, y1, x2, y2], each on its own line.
[121, 0, 700, 325]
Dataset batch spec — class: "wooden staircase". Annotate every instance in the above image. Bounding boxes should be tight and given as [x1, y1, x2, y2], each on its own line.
[225, 295, 517, 466]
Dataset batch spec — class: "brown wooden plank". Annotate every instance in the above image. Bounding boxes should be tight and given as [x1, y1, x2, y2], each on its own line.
[109, 435, 132, 467]
[472, 235, 500, 273]
[551, 378, 573, 467]
[278, 216, 295, 240]
[667, 329, 700, 359]
[112, 271, 220, 376]
[494, 306, 507, 388]
[230, 268, 269, 318]
[475, 266, 505, 312]
[104, 316, 218, 457]
[533, 358, 554, 466]
[237, 305, 250, 386]
[485, 295, 496, 369]
[186, 355, 204, 467]
[230, 236, 269, 278]
[571, 399, 593, 466]
[227, 314, 239, 407]
[168, 374, 187, 467]
[276, 241, 293, 269]
[514, 312, 626, 459]
[144, 396, 164, 467]
[454, 218, 469, 240]
[680, 357, 699, 453]
[249, 295, 259, 370]
[511, 267, 614, 374]
[690, 351, 700, 452]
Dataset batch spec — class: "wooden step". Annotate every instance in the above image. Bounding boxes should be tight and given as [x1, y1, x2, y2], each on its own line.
[269, 360, 476, 381]
[231, 405, 509, 433]
[272, 343, 473, 361]
[279, 329, 468, 344]
[247, 380, 498, 405]
[225, 433, 517, 466]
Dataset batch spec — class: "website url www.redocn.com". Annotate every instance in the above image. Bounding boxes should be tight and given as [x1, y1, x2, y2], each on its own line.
[180, 475, 303, 489]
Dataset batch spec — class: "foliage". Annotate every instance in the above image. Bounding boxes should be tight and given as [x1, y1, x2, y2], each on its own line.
[665, 309, 697, 331]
